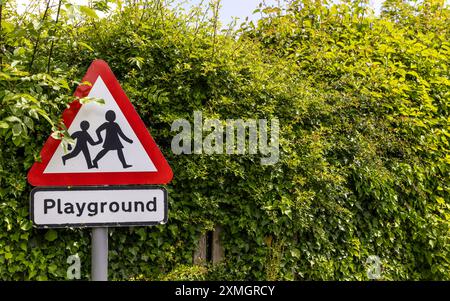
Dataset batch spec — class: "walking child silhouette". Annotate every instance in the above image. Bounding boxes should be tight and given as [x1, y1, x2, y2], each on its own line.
[92, 110, 134, 169]
[62, 120, 99, 168]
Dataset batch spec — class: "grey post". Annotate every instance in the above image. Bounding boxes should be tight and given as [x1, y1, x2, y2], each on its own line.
[91, 227, 108, 281]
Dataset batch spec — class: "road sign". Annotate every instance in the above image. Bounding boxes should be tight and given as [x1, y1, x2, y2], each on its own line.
[27, 59, 173, 186]
[30, 186, 168, 228]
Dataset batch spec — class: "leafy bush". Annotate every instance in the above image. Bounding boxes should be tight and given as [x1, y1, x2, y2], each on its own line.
[0, 0, 448, 280]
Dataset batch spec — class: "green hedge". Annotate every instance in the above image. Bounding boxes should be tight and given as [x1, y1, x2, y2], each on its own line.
[0, 0, 449, 280]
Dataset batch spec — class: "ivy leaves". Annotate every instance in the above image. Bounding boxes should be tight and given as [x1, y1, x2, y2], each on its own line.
[0, 0, 449, 281]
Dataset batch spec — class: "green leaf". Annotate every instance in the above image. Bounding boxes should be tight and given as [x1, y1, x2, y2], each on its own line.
[59, 79, 70, 90]
[28, 109, 39, 120]
[79, 96, 105, 105]
[0, 72, 11, 80]
[48, 264, 58, 274]
[127, 57, 144, 70]
[78, 41, 94, 52]
[20, 220, 32, 231]
[290, 248, 300, 259]
[79, 6, 99, 19]
[0, 121, 8, 129]
[36, 275, 48, 281]
[51, 131, 63, 140]
[12, 123, 22, 136]
[4, 116, 21, 123]
[12, 135, 22, 146]
[44, 230, 58, 242]
[23, 117, 34, 130]
[20, 242, 28, 252]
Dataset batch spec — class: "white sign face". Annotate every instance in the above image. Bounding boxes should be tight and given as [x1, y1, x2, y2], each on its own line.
[44, 76, 157, 174]
[30, 186, 167, 228]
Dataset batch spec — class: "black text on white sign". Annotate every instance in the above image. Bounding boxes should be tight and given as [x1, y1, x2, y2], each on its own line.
[30, 186, 167, 228]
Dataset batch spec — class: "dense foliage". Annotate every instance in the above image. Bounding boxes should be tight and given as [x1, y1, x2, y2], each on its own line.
[0, 0, 449, 280]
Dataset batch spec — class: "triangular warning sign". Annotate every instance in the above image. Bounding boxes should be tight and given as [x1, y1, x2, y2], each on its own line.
[28, 60, 173, 186]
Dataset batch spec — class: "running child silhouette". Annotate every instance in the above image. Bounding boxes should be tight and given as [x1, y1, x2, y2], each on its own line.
[62, 120, 99, 168]
[92, 110, 133, 169]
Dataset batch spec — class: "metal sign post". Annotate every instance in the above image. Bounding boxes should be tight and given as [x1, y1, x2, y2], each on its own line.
[30, 186, 168, 281]
[92, 227, 108, 281]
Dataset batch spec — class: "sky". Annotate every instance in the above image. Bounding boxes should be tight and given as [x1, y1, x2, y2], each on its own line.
[181, 0, 384, 25]
[16, 0, 385, 24]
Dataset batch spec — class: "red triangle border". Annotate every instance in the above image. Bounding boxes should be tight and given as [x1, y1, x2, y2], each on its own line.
[27, 60, 173, 186]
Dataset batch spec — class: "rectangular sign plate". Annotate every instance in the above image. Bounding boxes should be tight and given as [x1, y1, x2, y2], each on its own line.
[30, 186, 168, 228]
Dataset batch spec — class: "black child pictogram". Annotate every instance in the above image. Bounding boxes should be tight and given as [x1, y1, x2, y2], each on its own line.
[92, 110, 134, 169]
[62, 120, 100, 168]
